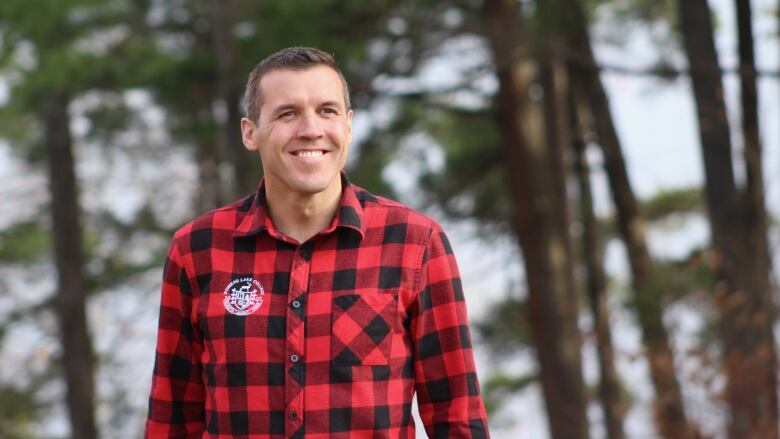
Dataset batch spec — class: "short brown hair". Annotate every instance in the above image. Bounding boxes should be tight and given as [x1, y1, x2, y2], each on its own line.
[243, 47, 351, 122]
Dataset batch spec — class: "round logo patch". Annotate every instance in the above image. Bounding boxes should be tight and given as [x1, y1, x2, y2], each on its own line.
[223, 277, 264, 316]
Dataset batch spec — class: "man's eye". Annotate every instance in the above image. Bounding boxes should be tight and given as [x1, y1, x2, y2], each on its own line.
[322, 108, 337, 115]
[279, 111, 295, 119]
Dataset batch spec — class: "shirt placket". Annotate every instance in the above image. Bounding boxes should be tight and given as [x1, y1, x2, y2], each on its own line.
[285, 240, 313, 435]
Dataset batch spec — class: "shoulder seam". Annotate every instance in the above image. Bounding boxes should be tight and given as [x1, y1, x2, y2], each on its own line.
[412, 224, 436, 296]
[169, 235, 200, 323]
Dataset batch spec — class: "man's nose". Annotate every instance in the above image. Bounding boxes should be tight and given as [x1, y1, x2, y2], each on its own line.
[297, 111, 324, 139]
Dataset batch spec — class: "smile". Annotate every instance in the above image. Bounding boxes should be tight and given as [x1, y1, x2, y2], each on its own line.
[292, 150, 326, 158]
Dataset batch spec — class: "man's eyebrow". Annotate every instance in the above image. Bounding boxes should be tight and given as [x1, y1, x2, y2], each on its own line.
[269, 103, 297, 115]
[319, 100, 343, 108]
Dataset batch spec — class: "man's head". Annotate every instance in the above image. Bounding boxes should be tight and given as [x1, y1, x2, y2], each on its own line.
[243, 47, 351, 123]
[240, 47, 353, 201]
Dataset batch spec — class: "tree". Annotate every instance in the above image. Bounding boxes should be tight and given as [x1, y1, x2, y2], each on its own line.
[42, 89, 97, 439]
[571, 96, 626, 439]
[677, 0, 779, 436]
[210, 0, 255, 198]
[483, 0, 589, 437]
[0, 1, 103, 436]
[734, 0, 772, 360]
[0, 1, 165, 435]
[559, 1, 697, 436]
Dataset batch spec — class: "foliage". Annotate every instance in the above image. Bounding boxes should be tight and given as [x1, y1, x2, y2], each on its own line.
[0, 385, 38, 439]
[0, 222, 49, 263]
[587, 0, 676, 25]
[640, 187, 703, 221]
[474, 295, 532, 358]
[584, 0, 681, 78]
[633, 251, 713, 310]
[481, 371, 536, 415]
[0, 0, 155, 161]
[419, 106, 511, 232]
[596, 187, 705, 239]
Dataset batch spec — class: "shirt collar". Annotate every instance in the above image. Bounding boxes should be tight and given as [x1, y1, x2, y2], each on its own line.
[232, 172, 365, 241]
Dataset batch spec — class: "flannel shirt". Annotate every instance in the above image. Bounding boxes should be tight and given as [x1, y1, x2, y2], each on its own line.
[146, 174, 489, 438]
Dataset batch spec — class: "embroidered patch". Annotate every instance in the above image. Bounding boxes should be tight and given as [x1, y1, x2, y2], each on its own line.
[223, 277, 264, 316]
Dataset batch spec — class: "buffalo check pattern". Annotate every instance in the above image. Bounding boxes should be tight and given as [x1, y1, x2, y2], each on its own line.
[145, 174, 489, 438]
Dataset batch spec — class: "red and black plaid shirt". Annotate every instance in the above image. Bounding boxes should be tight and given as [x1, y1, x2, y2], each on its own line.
[146, 175, 489, 438]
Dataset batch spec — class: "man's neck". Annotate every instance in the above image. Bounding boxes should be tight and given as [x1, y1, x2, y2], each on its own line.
[264, 180, 343, 244]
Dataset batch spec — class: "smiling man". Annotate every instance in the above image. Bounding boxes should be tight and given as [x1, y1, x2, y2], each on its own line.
[145, 47, 489, 438]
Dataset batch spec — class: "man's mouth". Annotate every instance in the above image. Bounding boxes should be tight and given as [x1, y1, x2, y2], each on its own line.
[292, 150, 326, 158]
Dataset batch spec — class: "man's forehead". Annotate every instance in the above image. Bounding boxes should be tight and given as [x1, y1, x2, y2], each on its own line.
[259, 66, 345, 99]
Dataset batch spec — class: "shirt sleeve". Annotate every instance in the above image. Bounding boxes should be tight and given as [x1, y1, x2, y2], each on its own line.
[412, 226, 490, 438]
[145, 238, 205, 438]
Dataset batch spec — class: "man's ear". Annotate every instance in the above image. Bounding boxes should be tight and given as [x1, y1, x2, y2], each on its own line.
[241, 117, 259, 151]
[346, 109, 353, 144]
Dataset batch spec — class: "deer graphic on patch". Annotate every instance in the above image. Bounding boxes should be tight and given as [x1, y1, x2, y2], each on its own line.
[223, 277, 264, 316]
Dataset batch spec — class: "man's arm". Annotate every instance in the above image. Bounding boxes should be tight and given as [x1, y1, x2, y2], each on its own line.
[411, 226, 490, 438]
[145, 238, 205, 438]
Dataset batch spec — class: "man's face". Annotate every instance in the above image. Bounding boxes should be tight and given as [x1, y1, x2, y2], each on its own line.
[241, 66, 352, 199]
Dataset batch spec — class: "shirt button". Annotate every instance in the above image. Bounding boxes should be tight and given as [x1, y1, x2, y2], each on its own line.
[292, 300, 301, 309]
[290, 354, 299, 363]
[290, 411, 298, 419]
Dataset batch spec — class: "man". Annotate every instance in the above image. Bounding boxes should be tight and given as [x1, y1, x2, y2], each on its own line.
[146, 47, 489, 438]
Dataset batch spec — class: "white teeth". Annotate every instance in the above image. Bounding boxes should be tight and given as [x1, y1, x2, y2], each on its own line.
[295, 150, 324, 158]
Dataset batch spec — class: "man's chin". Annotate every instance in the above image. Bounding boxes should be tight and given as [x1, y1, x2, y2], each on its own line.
[289, 177, 340, 197]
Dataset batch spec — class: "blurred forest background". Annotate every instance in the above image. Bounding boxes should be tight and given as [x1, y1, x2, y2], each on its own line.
[1, 0, 780, 437]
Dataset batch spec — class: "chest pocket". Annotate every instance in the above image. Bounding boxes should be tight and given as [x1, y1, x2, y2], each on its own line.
[331, 293, 397, 366]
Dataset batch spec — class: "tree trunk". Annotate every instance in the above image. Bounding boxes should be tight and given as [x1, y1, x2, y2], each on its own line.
[192, 16, 224, 213]
[737, 0, 762, 202]
[483, 1, 589, 437]
[736, 0, 773, 322]
[192, 82, 223, 213]
[538, 42, 573, 250]
[211, 0, 257, 197]
[678, 1, 778, 437]
[559, 1, 695, 437]
[194, 136, 222, 213]
[571, 98, 626, 439]
[42, 90, 97, 439]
